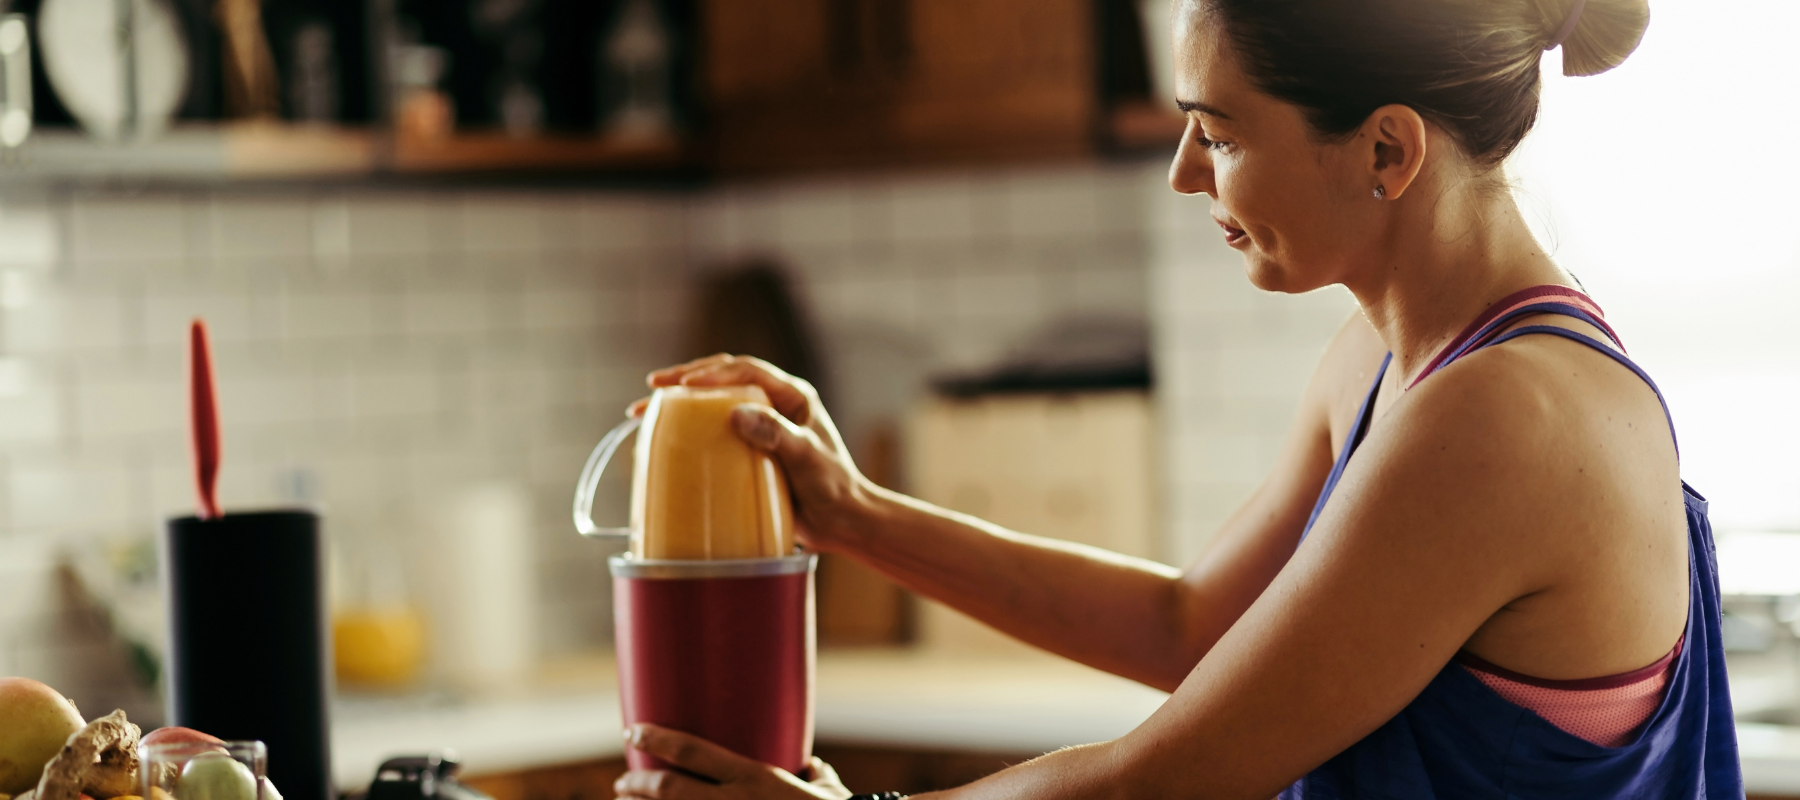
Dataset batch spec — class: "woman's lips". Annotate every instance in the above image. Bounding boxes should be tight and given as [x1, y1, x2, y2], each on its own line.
[1216, 219, 1249, 248]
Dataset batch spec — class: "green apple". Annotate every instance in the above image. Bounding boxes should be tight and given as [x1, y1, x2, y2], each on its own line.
[175, 754, 255, 800]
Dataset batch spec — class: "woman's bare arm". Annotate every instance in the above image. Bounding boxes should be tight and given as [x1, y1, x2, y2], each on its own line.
[650, 319, 1376, 691]
[836, 385, 1336, 690]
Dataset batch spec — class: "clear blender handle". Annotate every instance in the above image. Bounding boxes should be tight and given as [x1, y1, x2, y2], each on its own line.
[572, 416, 641, 539]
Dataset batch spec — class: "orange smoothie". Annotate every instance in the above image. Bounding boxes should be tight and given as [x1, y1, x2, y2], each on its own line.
[631, 385, 797, 560]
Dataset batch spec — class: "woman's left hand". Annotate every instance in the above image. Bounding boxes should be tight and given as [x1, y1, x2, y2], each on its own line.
[613, 725, 853, 800]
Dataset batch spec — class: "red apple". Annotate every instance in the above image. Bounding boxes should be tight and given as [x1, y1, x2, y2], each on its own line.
[140, 728, 226, 749]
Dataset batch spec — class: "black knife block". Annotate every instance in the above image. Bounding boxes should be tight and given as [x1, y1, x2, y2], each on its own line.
[162, 510, 333, 800]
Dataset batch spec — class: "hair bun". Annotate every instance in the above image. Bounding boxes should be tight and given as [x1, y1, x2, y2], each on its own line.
[1536, 0, 1651, 76]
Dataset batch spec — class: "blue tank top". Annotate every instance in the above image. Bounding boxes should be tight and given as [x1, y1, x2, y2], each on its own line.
[1282, 287, 1743, 799]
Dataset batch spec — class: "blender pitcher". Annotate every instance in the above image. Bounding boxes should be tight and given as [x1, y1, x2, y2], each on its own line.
[574, 384, 816, 776]
[576, 384, 797, 559]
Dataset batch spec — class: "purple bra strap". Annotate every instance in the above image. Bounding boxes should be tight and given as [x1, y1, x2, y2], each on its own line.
[1423, 302, 1620, 386]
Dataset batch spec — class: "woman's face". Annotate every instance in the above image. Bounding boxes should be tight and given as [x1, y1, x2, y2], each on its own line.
[1168, 5, 1378, 294]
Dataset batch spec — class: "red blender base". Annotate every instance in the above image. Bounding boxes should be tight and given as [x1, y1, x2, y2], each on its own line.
[613, 556, 816, 776]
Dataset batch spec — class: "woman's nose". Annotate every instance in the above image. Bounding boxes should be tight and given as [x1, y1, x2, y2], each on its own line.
[1168, 120, 1215, 197]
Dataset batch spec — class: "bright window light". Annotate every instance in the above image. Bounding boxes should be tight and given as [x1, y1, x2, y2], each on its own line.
[1510, 0, 1800, 531]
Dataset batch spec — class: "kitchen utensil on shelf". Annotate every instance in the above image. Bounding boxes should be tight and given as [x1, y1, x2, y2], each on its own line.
[574, 384, 814, 774]
[162, 318, 333, 800]
[36, 0, 189, 142]
[215, 0, 278, 117]
[576, 384, 795, 558]
[0, 14, 33, 149]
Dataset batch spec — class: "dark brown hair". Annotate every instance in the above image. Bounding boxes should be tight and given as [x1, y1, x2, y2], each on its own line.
[1201, 0, 1650, 167]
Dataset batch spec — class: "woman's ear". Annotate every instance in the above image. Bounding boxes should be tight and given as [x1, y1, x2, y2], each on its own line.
[1364, 104, 1429, 200]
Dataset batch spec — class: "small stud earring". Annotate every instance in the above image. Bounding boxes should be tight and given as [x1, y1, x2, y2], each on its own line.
[1373, 186, 1387, 200]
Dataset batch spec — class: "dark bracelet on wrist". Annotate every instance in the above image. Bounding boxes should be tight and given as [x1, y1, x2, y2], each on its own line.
[847, 794, 907, 800]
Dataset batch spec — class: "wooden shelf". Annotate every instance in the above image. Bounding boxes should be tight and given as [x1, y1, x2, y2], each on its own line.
[391, 131, 686, 174]
[4, 123, 689, 182]
[1107, 101, 1186, 152]
[222, 122, 375, 177]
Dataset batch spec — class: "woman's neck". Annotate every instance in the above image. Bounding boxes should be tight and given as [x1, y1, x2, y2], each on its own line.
[1347, 181, 1569, 389]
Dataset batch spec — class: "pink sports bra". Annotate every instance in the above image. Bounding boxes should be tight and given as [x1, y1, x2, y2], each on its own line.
[1458, 636, 1683, 747]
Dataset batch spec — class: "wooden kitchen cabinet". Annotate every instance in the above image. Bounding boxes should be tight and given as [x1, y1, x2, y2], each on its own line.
[460, 758, 627, 800]
[906, 391, 1158, 655]
[701, 0, 1097, 173]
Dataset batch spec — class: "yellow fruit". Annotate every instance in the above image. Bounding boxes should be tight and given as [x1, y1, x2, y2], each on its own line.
[333, 608, 426, 687]
[0, 678, 85, 795]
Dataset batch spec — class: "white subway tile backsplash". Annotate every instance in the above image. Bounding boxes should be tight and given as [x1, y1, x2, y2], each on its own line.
[4, 161, 1174, 659]
[218, 374, 317, 428]
[72, 373, 182, 441]
[345, 194, 435, 255]
[773, 184, 861, 248]
[1163, 480, 1258, 565]
[401, 291, 490, 336]
[142, 292, 255, 347]
[523, 289, 602, 332]
[459, 195, 546, 255]
[210, 198, 316, 261]
[581, 194, 683, 255]
[282, 291, 377, 341]
[0, 207, 61, 269]
[311, 197, 353, 265]
[951, 271, 1042, 324]
[8, 461, 134, 533]
[1005, 170, 1099, 242]
[1072, 265, 1149, 318]
[1214, 345, 1323, 400]
[0, 388, 61, 445]
[352, 366, 439, 419]
[3, 294, 65, 355]
[70, 196, 190, 265]
[890, 175, 976, 245]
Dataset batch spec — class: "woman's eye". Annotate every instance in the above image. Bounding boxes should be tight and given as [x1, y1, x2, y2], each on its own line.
[1195, 134, 1229, 153]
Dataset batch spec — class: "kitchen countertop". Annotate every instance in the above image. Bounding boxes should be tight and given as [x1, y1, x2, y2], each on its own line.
[331, 649, 1800, 796]
[331, 649, 1166, 791]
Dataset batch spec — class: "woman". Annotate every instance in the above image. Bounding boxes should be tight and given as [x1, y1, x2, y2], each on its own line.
[614, 0, 1741, 796]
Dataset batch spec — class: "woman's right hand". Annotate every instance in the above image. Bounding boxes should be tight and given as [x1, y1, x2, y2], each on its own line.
[633, 354, 878, 553]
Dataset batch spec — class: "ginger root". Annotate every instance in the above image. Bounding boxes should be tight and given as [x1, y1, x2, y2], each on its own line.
[34, 710, 142, 800]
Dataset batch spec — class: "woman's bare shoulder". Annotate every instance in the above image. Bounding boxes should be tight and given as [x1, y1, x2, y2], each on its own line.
[1308, 311, 1388, 445]
[1368, 330, 1680, 548]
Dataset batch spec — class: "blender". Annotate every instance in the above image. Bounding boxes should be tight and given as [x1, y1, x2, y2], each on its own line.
[574, 385, 815, 775]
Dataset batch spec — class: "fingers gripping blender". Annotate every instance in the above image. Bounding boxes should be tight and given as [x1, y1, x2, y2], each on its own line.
[574, 385, 815, 775]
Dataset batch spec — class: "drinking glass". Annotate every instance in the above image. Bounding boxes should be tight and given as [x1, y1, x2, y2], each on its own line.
[140, 740, 268, 800]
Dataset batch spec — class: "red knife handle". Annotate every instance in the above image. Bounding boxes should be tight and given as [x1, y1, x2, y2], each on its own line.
[190, 320, 221, 520]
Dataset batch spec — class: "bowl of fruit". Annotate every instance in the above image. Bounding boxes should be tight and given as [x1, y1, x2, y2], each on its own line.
[0, 678, 278, 800]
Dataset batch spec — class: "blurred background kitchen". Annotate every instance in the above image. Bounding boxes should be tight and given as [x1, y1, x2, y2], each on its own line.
[0, 0, 1795, 796]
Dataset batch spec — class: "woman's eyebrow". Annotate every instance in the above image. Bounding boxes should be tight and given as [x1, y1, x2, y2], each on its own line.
[1176, 99, 1233, 120]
